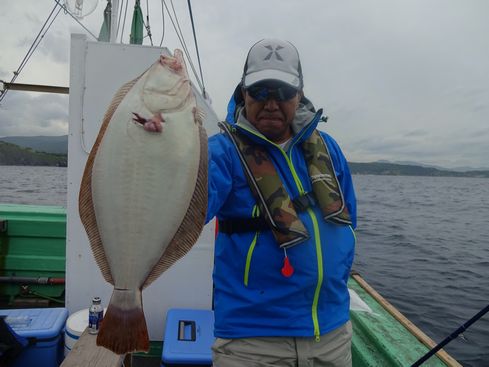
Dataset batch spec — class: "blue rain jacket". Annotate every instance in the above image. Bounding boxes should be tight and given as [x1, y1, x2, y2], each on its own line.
[206, 96, 357, 339]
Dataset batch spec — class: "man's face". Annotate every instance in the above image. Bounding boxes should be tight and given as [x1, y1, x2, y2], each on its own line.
[242, 82, 301, 143]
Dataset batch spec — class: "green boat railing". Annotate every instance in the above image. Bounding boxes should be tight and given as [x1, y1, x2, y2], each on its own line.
[0, 203, 66, 307]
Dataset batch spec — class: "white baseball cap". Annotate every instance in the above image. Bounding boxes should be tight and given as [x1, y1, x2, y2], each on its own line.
[241, 38, 303, 90]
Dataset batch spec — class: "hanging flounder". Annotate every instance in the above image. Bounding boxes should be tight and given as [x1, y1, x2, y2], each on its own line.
[79, 49, 207, 354]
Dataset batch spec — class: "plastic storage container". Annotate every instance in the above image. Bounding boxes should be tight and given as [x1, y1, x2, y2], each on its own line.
[64, 308, 88, 356]
[64, 307, 107, 356]
[162, 309, 214, 366]
[0, 307, 69, 367]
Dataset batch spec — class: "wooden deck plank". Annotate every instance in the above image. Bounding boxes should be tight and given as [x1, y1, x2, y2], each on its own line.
[61, 329, 124, 367]
[351, 273, 462, 367]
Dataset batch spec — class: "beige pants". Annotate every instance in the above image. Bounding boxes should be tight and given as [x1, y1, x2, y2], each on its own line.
[212, 321, 352, 367]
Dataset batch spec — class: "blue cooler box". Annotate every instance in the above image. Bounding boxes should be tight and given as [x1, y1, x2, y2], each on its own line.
[162, 309, 214, 366]
[0, 307, 69, 367]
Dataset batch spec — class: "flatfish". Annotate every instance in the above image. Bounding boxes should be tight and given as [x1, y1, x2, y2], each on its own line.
[78, 49, 207, 354]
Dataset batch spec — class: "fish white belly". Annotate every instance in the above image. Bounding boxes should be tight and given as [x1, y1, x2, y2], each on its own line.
[91, 94, 200, 289]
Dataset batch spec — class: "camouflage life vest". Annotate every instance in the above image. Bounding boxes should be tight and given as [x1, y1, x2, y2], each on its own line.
[219, 121, 352, 249]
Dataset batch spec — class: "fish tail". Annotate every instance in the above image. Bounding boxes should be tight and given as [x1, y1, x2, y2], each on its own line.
[96, 288, 149, 354]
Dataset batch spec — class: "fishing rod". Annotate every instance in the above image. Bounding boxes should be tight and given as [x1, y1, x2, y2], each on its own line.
[411, 303, 489, 366]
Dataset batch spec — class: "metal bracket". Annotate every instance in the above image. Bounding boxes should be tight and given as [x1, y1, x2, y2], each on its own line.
[0, 219, 7, 233]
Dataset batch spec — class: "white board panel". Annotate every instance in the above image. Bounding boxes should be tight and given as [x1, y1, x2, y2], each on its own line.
[66, 34, 216, 341]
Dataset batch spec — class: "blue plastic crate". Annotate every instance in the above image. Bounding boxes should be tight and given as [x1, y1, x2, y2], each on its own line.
[162, 309, 214, 366]
[0, 307, 69, 367]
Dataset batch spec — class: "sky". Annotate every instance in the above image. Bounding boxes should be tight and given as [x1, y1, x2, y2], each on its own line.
[0, 0, 488, 169]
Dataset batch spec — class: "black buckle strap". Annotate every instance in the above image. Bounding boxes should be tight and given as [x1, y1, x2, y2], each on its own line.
[292, 192, 316, 212]
[218, 217, 268, 234]
[218, 193, 316, 234]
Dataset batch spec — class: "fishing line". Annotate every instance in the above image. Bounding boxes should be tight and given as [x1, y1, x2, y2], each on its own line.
[169, 0, 204, 93]
[18, 6, 63, 77]
[116, 0, 125, 40]
[145, 0, 153, 45]
[187, 0, 206, 97]
[167, 0, 195, 71]
[54, 0, 98, 40]
[411, 303, 489, 366]
[169, 0, 192, 62]
[159, 0, 166, 46]
[15, 5, 58, 82]
[161, 0, 204, 92]
[120, 0, 129, 43]
[0, 4, 61, 103]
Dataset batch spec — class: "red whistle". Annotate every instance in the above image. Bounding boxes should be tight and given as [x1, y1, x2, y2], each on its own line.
[281, 256, 294, 277]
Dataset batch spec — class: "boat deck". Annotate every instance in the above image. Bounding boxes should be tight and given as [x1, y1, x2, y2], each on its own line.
[0, 203, 461, 366]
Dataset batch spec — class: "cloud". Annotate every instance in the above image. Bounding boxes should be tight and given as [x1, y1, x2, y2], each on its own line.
[1, 0, 488, 169]
[403, 130, 428, 138]
[38, 30, 70, 65]
[0, 92, 68, 137]
[348, 125, 489, 169]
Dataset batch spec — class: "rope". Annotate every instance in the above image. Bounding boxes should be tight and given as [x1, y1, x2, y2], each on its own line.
[29, 290, 65, 304]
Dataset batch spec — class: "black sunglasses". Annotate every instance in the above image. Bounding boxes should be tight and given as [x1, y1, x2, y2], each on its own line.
[246, 84, 298, 102]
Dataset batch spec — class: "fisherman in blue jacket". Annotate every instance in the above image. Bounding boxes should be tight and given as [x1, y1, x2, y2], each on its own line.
[206, 38, 357, 367]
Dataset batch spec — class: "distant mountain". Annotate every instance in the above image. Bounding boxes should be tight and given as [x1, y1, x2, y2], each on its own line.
[349, 162, 489, 178]
[0, 141, 67, 167]
[0, 135, 68, 155]
[378, 159, 489, 172]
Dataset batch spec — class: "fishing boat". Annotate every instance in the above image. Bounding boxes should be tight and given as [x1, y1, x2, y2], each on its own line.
[0, 1, 472, 366]
[0, 202, 462, 366]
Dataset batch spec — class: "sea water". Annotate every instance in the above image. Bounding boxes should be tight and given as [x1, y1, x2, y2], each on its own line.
[0, 166, 67, 207]
[353, 174, 489, 367]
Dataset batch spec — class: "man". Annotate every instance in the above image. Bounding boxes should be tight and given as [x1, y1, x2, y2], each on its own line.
[206, 38, 357, 367]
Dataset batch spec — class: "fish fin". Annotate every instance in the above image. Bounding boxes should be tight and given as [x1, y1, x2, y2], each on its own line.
[79, 77, 140, 285]
[96, 288, 149, 354]
[193, 106, 206, 126]
[142, 124, 208, 288]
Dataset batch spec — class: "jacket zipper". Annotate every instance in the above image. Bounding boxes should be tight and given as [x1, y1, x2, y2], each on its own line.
[308, 208, 323, 341]
[237, 121, 324, 340]
[244, 205, 260, 286]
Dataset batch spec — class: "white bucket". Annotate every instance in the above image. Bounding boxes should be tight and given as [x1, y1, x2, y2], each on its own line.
[64, 308, 107, 356]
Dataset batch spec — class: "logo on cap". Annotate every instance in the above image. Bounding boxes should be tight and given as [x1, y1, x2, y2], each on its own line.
[263, 45, 284, 61]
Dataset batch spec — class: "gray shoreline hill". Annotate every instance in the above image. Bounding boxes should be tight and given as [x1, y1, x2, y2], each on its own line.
[349, 162, 489, 178]
[0, 136, 68, 166]
[0, 135, 68, 155]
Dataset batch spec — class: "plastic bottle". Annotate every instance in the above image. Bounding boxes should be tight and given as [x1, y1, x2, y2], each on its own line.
[88, 296, 104, 334]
